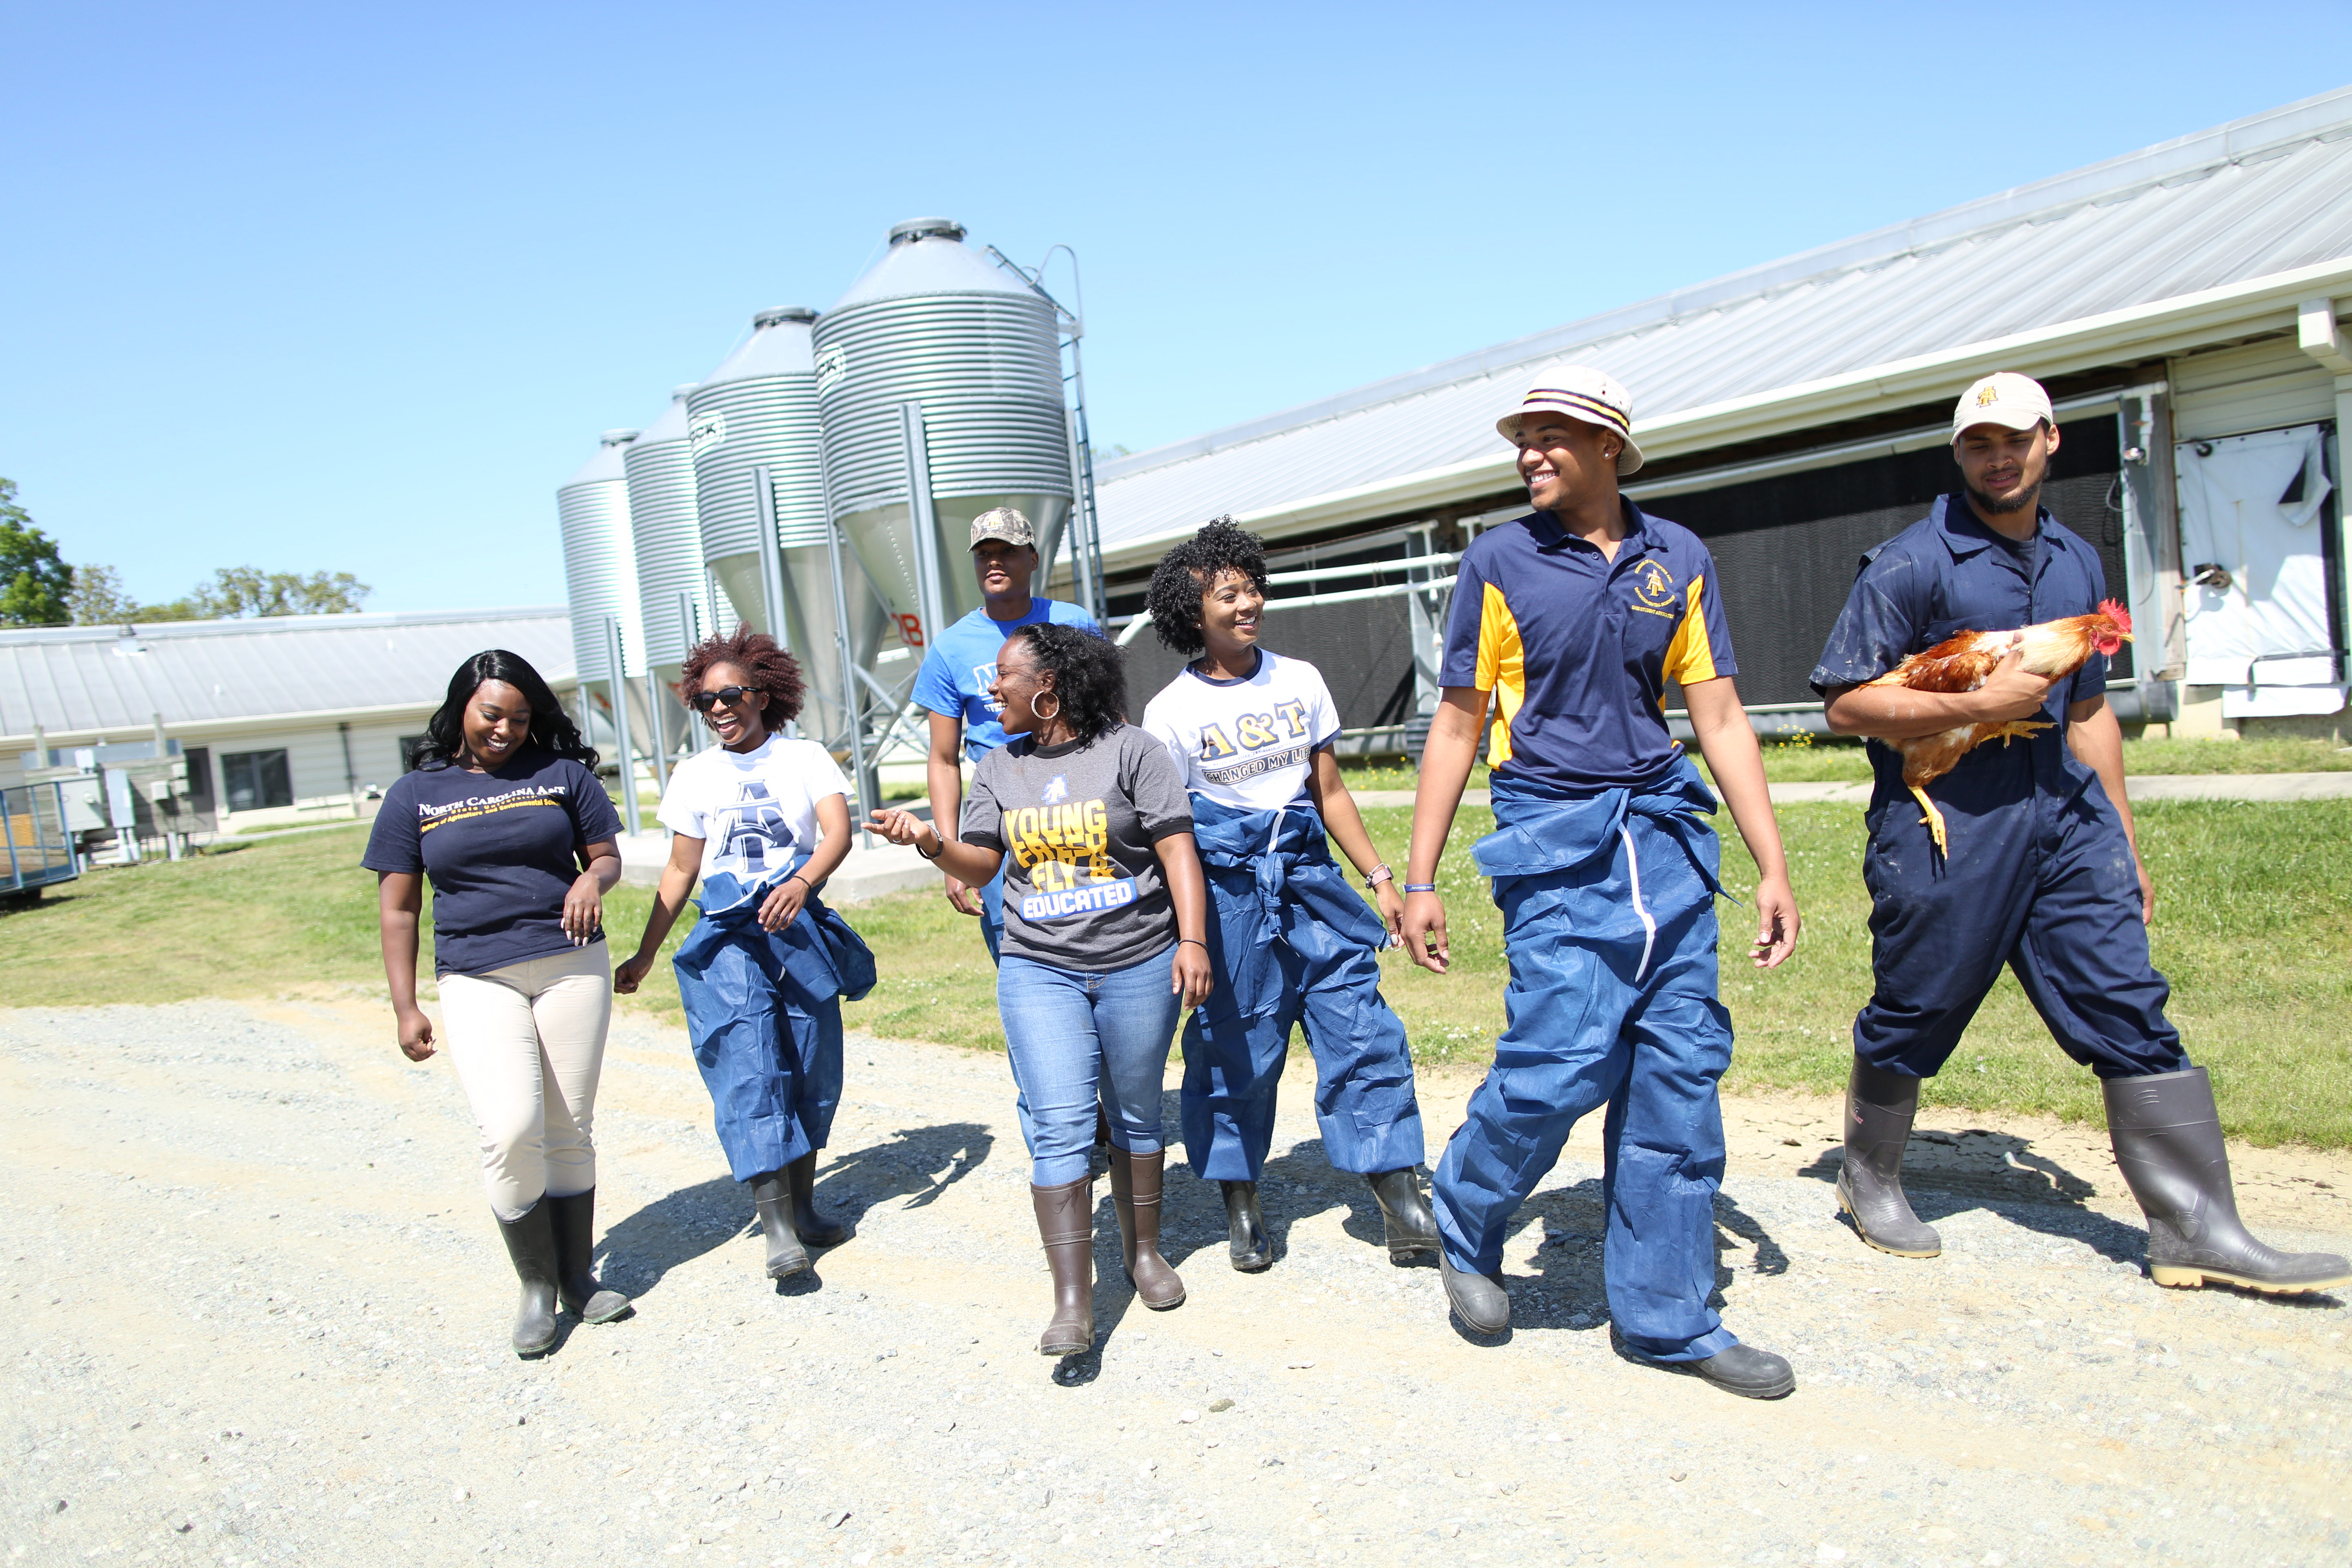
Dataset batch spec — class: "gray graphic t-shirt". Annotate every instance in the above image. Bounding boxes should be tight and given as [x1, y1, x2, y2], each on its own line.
[960, 724, 1194, 971]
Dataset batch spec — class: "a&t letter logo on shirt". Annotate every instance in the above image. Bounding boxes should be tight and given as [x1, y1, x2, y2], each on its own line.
[1632, 560, 1679, 616]
[714, 780, 795, 875]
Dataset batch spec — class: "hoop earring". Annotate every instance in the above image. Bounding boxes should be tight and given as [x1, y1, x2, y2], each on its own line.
[1034, 693, 1062, 722]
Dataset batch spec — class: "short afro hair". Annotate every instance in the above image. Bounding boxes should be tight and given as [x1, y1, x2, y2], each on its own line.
[1145, 516, 1269, 657]
[679, 625, 806, 730]
[1012, 621, 1127, 743]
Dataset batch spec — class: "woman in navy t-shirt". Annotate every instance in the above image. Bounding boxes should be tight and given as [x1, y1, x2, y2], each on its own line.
[365, 649, 632, 1358]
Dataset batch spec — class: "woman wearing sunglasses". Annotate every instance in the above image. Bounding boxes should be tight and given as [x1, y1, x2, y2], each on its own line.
[868, 622, 1212, 1356]
[615, 627, 875, 1282]
[365, 648, 633, 1357]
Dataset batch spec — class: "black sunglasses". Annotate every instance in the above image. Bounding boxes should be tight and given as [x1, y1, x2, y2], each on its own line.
[690, 684, 761, 713]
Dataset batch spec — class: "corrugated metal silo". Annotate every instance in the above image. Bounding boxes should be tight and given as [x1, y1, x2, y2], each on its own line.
[557, 425, 665, 762]
[813, 218, 1072, 658]
[690, 308, 886, 748]
[557, 427, 645, 684]
[625, 385, 710, 686]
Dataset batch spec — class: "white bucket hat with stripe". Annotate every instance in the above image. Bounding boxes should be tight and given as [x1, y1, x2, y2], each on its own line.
[1496, 366, 1644, 475]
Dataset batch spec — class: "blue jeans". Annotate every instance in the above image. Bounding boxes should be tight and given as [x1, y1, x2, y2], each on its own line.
[998, 944, 1183, 1185]
[980, 858, 1006, 965]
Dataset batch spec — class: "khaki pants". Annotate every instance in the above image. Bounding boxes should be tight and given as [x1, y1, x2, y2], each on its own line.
[437, 940, 612, 1221]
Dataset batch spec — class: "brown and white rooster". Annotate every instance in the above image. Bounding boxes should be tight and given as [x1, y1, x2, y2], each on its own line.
[1866, 599, 2134, 854]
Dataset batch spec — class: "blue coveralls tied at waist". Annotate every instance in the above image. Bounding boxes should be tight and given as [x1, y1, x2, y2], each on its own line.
[1188, 795, 1392, 1016]
[673, 861, 878, 1184]
[1472, 755, 1728, 971]
[1180, 795, 1424, 1183]
[1433, 752, 1740, 1363]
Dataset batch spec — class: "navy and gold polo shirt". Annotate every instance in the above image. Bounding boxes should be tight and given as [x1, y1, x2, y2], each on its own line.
[1439, 502, 1738, 791]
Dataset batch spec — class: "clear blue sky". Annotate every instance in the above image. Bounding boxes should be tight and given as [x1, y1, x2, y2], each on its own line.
[1, 4, 2341, 613]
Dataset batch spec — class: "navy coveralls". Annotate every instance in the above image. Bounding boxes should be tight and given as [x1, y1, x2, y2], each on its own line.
[1809, 494, 2186, 1081]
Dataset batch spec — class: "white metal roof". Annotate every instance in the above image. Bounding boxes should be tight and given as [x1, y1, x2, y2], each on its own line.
[1094, 87, 2352, 565]
[0, 608, 575, 742]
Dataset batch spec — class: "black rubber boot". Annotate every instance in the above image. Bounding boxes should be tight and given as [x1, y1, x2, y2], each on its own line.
[1439, 1253, 1510, 1335]
[786, 1152, 848, 1248]
[1836, 1058, 1942, 1258]
[2105, 1068, 2352, 1294]
[1221, 1180, 1272, 1273]
[1615, 1332, 1795, 1399]
[546, 1189, 634, 1324]
[1108, 1147, 1186, 1309]
[750, 1170, 810, 1281]
[494, 1202, 561, 1358]
[1031, 1176, 1095, 1355]
[1365, 1169, 1440, 1260]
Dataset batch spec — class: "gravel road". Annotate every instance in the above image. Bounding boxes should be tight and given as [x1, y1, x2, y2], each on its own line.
[6, 998, 2349, 1567]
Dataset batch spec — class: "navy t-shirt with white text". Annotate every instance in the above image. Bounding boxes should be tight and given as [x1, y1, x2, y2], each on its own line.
[362, 751, 622, 976]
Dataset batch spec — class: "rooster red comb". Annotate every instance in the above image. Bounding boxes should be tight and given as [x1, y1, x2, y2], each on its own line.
[2098, 598, 2132, 632]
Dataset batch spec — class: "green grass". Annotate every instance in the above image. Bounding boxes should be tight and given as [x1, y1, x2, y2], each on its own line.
[843, 799, 2352, 1148]
[0, 825, 393, 1004]
[5, 799, 2344, 1147]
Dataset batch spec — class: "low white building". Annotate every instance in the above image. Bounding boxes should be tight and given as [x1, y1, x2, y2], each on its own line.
[0, 608, 579, 834]
[1090, 87, 2352, 747]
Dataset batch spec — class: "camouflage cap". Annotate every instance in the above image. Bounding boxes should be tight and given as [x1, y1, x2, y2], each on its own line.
[969, 508, 1036, 550]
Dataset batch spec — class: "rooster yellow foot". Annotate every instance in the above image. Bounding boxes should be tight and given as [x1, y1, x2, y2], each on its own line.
[1907, 784, 1949, 856]
[1989, 719, 2052, 746]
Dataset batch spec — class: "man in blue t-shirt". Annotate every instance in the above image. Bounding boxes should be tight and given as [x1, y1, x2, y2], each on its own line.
[911, 506, 1101, 961]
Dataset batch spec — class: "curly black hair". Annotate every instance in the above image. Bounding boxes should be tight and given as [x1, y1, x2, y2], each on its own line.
[413, 650, 597, 772]
[1145, 516, 1270, 656]
[1013, 621, 1127, 743]
[680, 625, 806, 729]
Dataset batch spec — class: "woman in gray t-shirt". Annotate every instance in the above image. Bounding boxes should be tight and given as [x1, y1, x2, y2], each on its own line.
[871, 622, 1211, 1357]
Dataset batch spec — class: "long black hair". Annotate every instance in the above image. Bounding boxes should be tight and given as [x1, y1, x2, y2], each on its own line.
[411, 649, 598, 771]
[1014, 622, 1127, 743]
[1145, 516, 1270, 656]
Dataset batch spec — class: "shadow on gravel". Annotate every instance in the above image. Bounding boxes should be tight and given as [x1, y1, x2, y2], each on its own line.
[1150, 1132, 1432, 1275]
[596, 1122, 993, 1302]
[1798, 1134, 2153, 1267]
[817, 1121, 994, 1218]
[1494, 1181, 1791, 1340]
[599, 1175, 748, 1298]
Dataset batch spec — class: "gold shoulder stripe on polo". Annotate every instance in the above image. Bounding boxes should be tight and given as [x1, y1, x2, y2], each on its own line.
[1661, 575, 1718, 693]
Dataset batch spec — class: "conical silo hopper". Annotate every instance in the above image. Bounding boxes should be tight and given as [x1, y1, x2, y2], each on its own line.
[690, 307, 886, 751]
[813, 218, 1072, 664]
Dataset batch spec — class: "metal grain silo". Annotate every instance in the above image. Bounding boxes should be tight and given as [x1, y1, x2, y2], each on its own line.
[557, 428, 644, 686]
[626, 385, 710, 685]
[814, 217, 1072, 658]
[690, 308, 886, 749]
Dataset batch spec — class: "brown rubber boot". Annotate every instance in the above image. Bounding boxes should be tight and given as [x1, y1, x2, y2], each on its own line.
[2105, 1068, 2352, 1294]
[1108, 1147, 1187, 1310]
[1031, 1176, 1095, 1355]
